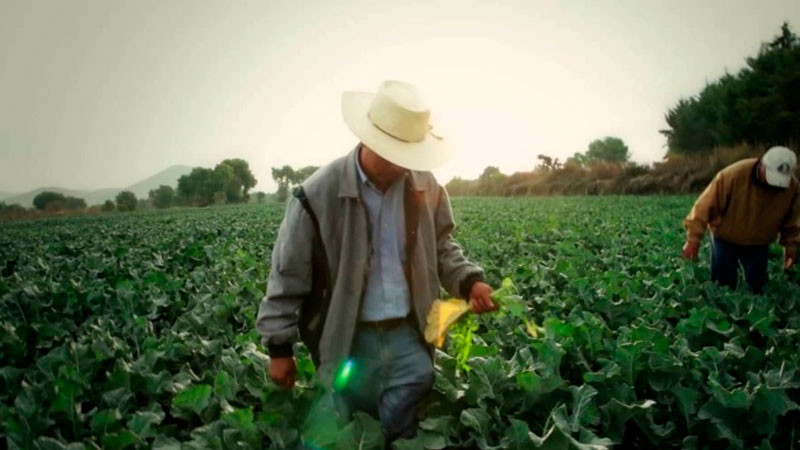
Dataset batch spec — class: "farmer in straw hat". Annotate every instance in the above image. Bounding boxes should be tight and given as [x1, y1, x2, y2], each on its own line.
[682, 146, 800, 293]
[256, 80, 497, 444]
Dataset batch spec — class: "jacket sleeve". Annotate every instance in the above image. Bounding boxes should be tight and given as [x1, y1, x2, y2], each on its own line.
[434, 185, 485, 299]
[683, 171, 729, 243]
[255, 195, 313, 358]
[779, 186, 800, 249]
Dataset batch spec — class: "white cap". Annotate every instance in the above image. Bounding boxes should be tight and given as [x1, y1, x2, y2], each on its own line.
[762, 146, 797, 188]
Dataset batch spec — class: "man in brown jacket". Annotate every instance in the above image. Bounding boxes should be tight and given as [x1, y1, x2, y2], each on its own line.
[682, 146, 799, 293]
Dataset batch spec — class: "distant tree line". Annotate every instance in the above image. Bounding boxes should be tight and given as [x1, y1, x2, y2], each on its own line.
[1, 159, 260, 221]
[0, 202, 25, 219]
[445, 144, 780, 197]
[271, 165, 319, 201]
[661, 23, 800, 154]
[447, 136, 634, 196]
[23, 189, 148, 215]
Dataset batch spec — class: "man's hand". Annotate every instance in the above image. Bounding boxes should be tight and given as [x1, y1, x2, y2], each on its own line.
[469, 281, 498, 314]
[682, 239, 700, 261]
[269, 357, 296, 389]
[784, 246, 796, 271]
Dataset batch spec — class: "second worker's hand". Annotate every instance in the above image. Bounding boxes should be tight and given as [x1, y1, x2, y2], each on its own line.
[469, 281, 498, 314]
[784, 246, 796, 271]
[682, 239, 700, 261]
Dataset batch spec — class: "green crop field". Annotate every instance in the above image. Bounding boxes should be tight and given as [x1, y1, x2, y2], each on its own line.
[2, 197, 800, 449]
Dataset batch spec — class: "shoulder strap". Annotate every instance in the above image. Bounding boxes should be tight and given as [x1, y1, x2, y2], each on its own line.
[293, 185, 321, 234]
[293, 185, 331, 292]
[292, 185, 331, 367]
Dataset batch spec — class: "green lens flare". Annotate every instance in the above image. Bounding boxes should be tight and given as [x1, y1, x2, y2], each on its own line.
[333, 359, 354, 392]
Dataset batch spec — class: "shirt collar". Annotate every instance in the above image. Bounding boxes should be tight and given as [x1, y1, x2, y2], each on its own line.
[351, 143, 428, 193]
[355, 144, 380, 190]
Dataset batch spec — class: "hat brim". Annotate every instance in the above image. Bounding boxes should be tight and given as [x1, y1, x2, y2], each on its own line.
[765, 167, 791, 188]
[342, 91, 454, 171]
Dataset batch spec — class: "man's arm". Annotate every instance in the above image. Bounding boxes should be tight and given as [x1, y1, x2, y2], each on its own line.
[779, 187, 799, 269]
[682, 172, 728, 259]
[684, 172, 727, 242]
[433, 185, 486, 299]
[255, 195, 313, 358]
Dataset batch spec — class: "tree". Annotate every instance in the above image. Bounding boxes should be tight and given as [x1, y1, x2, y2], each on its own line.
[149, 185, 175, 209]
[116, 191, 137, 212]
[213, 191, 227, 205]
[476, 166, 508, 195]
[255, 192, 267, 204]
[565, 152, 589, 167]
[270, 165, 319, 202]
[33, 191, 66, 211]
[0, 203, 25, 219]
[271, 166, 295, 202]
[214, 162, 240, 203]
[176, 160, 257, 206]
[661, 23, 800, 154]
[219, 158, 257, 200]
[295, 166, 319, 183]
[101, 200, 115, 212]
[585, 137, 630, 164]
[177, 167, 221, 206]
[536, 154, 561, 171]
[64, 197, 87, 211]
[445, 177, 474, 196]
[171, 159, 258, 206]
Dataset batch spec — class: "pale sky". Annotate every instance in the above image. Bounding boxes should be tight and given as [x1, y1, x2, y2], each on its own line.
[1, 0, 798, 193]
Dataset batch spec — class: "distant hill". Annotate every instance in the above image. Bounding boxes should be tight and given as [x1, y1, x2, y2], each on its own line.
[124, 165, 194, 199]
[3, 165, 194, 208]
[0, 192, 19, 202]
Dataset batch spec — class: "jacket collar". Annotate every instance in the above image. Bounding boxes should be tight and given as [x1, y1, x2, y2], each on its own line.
[752, 158, 782, 191]
[406, 168, 428, 193]
[752, 159, 765, 186]
[338, 144, 427, 198]
[338, 147, 361, 198]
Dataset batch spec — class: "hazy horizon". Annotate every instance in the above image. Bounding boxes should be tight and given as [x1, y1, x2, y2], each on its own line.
[2, 0, 799, 194]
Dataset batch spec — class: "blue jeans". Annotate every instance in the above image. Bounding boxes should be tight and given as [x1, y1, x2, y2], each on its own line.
[333, 323, 434, 444]
[710, 236, 769, 294]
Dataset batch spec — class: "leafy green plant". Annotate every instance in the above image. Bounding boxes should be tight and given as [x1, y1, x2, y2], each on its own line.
[448, 277, 529, 373]
[449, 314, 479, 373]
[2, 197, 800, 449]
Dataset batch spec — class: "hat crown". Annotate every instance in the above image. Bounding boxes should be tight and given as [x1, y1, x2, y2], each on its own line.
[764, 146, 797, 170]
[762, 146, 796, 188]
[367, 81, 430, 143]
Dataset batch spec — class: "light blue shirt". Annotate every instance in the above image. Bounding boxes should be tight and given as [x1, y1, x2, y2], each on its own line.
[356, 150, 411, 321]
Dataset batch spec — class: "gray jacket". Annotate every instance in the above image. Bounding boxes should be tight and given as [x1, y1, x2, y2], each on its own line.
[255, 149, 484, 383]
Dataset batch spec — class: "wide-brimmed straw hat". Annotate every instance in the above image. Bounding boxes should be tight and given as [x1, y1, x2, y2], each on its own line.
[342, 80, 454, 171]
